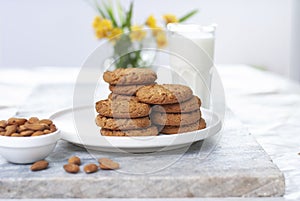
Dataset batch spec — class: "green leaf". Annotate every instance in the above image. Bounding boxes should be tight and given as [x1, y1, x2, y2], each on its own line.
[117, 0, 125, 27]
[103, 0, 118, 27]
[94, 0, 108, 18]
[125, 1, 133, 30]
[179, 9, 198, 22]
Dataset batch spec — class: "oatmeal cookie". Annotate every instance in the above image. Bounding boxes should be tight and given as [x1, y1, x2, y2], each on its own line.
[136, 84, 193, 104]
[108, 93, 138, 101]
[95, 115, 151, 130]
[152, 95, 201, 113]
[151, 109, 201, 126]
[100, 126, 158, 136]
[95, 99, 150, 118]
[103, 68, 157, 85]
[109, 84, 146, 96]
[160, 118, 206, 134]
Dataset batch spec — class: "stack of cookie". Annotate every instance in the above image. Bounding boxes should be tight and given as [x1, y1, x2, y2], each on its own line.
[136, 84, 206, 134]
[103, 68, 157, 100]
[95, 68, 159, 136]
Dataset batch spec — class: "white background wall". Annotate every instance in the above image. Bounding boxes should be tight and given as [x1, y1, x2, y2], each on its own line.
[0, 0, 293, 76]
[290, 0, 300, 81]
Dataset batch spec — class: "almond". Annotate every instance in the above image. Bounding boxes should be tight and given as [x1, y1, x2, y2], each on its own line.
[39, 119, 53, 126]
[18, 125, 28, 132]
[5, 125, 17, 136]
[11, 133, 23, 137]
[43, 130, 51, 134]
[68, 156, 81, 165]
[0, 120, 7, 128]
[98, 158, 120, 170]
[63, 163, 80, 174]
[7, 118, 27, 126]
[32, 131, 44, 136]
[31, 160, 49, 171]
[84, 163, 98, 174]
[0, 117, 56, 137]
[25, 123, 46, 131]
[50, 124, 57, 132]
[20, 130, 34, 136]
[41, 123, 50, 129]
[28, 117, 39, 124]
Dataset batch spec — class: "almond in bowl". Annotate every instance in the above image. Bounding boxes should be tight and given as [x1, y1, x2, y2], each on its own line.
[0, 117, 60, 164]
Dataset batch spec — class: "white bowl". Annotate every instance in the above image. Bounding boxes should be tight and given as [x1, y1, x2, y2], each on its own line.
[0, 130, 60, 164]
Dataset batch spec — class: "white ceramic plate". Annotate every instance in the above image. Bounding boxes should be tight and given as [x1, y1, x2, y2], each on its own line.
[50, 106, 222, 153]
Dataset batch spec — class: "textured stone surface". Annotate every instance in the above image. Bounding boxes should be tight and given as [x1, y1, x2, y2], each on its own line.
[0, 107, 285, 198]
[0, 83, 285, 198]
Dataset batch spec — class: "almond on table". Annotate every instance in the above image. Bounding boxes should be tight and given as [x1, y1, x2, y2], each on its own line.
[84, 164, 98, 174]
[31, 160, 49, 171]
[63, 164, 80, 174]
[98, 158, 120, 170]
[68, 156, 81, 165]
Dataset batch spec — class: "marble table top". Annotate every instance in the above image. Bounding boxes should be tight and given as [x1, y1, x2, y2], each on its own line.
[0, 65, 299, 200]
[0, 108, 284, 198]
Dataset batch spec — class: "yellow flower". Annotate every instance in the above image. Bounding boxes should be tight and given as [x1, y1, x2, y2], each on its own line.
[163, 14, 178, 24]
[94, 19, 113, 39]
[151, 26, 163, 37]
[108, 28, 123, 40]
[100, 19, 113, 32]
[130, 25, 147, 41]
[145, 15, 157, 28]
[92, 16, 102, 28]
[156, 31, 167, 48]
[95, 27, 105, 39]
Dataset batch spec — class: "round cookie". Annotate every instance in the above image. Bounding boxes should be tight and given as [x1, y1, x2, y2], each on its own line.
[95, 99, 150, 118]
[160, 118, 206, 134]
[151, 109, 201, 126]
[103, 68, 157, 85]
[109, 84, 146, 96]
[136, 84, 193, 105]
[100, 126, 158, 137]
[95, 115, 151, 130]
[108, 93, 138, 101]
[152, 96, 201, 113]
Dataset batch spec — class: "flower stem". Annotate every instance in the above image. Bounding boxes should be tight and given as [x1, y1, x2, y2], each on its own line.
[179, 9, 198, 22]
